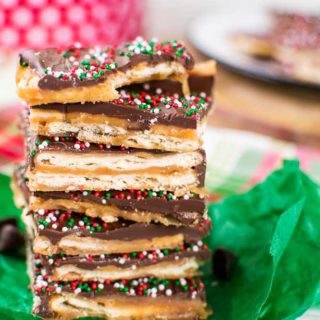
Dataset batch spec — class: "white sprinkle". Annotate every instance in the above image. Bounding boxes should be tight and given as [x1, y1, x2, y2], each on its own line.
[62, 227, 68, 232]
[165, 289, 172, 296]
[197, 240, 203, 247]
[42, 141, 48, 147]
[148, 254, 154, 259]
[74, 143, 80, 150]
[129, 288, 135, 295]
[143, 83, 150, 90]
[151, 292, 157, 298]
[49, 259, 54, 265]
[52, 223, 58, 229]
[119, 258, 125, 265]
[153, 108, 160, 114]
[183, 194, 190, 200]
[98, 284, 104, 289]
[85, 142, 90, 148]
[200, 92, 206, 98]
[39, 225, 44, 230]
[134, 98, 141, 105]
[38, 209, 45, 215]
[38, 145, 44, 150]
[158, 284, 165, 291]
[180, 278, 187, 286]
[56, 287, 62, 293]
[192, 245, 199, 252]
[74, 288, 82, 294]
[102, 199, 107, 205]
[131, 264, 137, 270]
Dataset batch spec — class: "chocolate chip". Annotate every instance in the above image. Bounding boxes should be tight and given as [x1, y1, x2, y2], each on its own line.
[0, 224, 25, 254]
[213, 248, 237, 281]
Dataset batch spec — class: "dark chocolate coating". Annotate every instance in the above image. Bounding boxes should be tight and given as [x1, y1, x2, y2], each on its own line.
[40, 246, 210, 272]
[20, 40, 194, 91]
[32, 210, 211, 245]
[30, 76, 214, 130]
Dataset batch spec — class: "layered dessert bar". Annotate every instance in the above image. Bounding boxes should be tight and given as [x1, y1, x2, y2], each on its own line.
[14, 38, 214, 320]
[26, 61, 215, 152]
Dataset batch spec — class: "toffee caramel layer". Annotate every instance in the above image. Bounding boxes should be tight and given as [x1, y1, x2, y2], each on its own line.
[34, 294, 210, 320]
[42, 258, 202, 282]
[14, 166, 206, 226]
[22, 113, 206, 189]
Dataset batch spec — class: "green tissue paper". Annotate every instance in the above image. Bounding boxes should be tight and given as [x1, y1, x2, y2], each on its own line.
[205, 160, 320, 319]
[0, 160, 320, 319]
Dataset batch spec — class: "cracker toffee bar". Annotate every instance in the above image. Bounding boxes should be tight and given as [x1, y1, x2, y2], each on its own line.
[17, 37, 195, 105]
[27, 61, 215, 152]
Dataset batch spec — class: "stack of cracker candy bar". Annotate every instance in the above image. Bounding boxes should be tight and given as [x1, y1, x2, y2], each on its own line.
[12, 37, 216, 319]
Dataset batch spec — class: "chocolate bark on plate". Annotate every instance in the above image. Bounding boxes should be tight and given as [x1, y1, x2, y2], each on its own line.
[232, 12, 320, 84]
[22, 208, 211, 256]
[28, 61, 215, 152]
[29, 251, 210, 320]
[13, 166, 206, 226]
[17, 37, 195, 106]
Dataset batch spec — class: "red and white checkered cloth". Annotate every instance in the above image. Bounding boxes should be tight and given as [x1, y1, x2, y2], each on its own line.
[0, 0, 144, 49]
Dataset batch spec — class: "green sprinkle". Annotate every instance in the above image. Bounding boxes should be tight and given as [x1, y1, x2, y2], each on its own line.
[93, 73, 99, 79]
[127, 52, 132, 58]
[35, 141, 41, 146]
[30, 150, 36, 157]
[20, 61, 29, 67]
[62, 52, 68, 58]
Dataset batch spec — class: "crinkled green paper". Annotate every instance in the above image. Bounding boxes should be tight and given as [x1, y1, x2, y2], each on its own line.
[205, 160, 320, 319]
[1, 160, 320, 319]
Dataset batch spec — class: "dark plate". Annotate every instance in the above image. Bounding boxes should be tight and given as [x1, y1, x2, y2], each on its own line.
[188, 9, 320, 90]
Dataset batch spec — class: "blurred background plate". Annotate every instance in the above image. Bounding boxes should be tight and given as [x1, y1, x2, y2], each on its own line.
[188, 8, 320, 89]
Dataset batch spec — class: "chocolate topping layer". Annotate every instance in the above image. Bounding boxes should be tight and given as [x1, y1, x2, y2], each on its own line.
[39, 243, 210, 272]
[20, 38, 194, 91]
[32, 210, 211, 245]
[30, 76, 214, 130]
